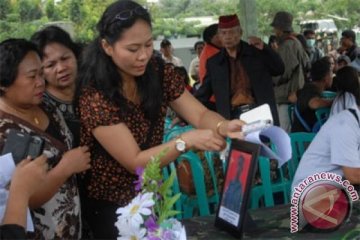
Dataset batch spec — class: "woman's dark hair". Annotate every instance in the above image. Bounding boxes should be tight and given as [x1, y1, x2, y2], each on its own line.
[336, 66, 360, 105]
[174, 66, 190, 86]
[30, 25, 80, 59]
[75, 0, 163, 123]
[0, 39, 40, 95]
[311, 57, 331, 82]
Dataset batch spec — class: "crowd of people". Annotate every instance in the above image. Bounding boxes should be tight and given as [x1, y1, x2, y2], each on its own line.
[0, 0, 359, 239]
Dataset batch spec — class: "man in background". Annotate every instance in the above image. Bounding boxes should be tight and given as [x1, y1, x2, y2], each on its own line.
[189, 41, 204, 90]
[160, 39, 183, 66]
[340, 30, 360, 62]
[271, 11, 309, 132]
[195, 14, 284, 123]
[304, 29, 324, 65]
[197, 23, 223, 109]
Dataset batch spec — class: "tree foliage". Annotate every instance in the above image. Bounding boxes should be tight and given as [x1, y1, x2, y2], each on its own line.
[0, 0, 359, 44]
[0, 0, 11, 20]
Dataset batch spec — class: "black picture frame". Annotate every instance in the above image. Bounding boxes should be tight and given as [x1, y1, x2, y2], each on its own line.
[215, 139, 260, 238]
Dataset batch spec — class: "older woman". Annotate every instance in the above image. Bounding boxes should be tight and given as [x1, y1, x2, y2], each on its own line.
[31, 26, 81, 146]
[0, 38, 91, 239]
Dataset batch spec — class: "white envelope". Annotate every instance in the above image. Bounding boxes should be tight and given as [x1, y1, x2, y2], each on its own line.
[239, 103, 273, 124]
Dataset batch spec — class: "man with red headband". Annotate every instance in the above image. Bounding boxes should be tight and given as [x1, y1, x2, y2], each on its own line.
[195, 14, 284, 123]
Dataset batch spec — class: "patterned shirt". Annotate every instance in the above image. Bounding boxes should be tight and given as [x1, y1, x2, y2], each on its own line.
[42, 91, 80, 147]
[0, 106, 81, 239]
[78, 63, 185, 206]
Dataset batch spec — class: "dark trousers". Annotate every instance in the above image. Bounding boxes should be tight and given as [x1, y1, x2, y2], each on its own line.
[83, 197, 119, 239]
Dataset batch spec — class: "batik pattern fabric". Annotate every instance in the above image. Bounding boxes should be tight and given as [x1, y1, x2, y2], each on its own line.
[0, 106, 81, 239]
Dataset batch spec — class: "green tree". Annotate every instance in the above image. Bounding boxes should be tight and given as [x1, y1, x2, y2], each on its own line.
[0, 0, 11, 20]
[45, 0, 61, 21]
[69, 0, 82, 24]
[16, 0, 43, 22]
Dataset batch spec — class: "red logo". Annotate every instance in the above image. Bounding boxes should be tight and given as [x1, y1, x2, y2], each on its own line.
[301, 183, 350, 230]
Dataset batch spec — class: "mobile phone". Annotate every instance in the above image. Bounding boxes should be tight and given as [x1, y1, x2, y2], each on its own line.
[1, 129, 44, 164]
[27, 135, 45, 160]
[242, 119, 272, 135]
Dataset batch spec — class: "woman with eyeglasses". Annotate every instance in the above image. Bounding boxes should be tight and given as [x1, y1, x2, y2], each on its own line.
[75, 1, 245, 238]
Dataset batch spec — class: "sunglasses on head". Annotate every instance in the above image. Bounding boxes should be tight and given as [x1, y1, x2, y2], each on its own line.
[109, 6, 148, 25]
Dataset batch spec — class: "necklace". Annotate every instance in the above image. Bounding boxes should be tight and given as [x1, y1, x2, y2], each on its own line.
[34, 117, 40, 125]
[0, 100, 40, 125]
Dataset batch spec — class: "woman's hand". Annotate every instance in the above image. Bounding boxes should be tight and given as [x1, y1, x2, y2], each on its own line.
[181, 129, 226, 151]
[59, 146, 91, 176]
[11, 155, 48, 199]
[219, 119, 246, 140]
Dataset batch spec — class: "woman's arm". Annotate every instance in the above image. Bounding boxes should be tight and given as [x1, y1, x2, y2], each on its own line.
[29, 147, 90, 208]
[342, 167, 360, 184]
[92, 90, 244, 173]
[308, 97, 333, 109]
[171, 90, 245, 139]
[3, 156, 47, 227]
[92, 122, 224, 173]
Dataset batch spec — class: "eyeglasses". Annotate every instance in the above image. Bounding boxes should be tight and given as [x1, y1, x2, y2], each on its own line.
[109, 6, 148, 25]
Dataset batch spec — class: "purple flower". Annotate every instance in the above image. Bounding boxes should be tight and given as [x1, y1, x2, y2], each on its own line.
[144, 215, 159, 232]
[134, 167, 144, 191]
[161, 229, 175, 239]
[147, 235, 161, 240]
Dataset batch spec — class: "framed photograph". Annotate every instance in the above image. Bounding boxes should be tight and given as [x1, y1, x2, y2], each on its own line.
[215, 139, 260, 238]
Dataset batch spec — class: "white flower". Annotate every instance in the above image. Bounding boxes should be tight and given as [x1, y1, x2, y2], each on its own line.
[117, 225, 147, 240]
[116, 192, 155, 228]
[115, 216, 132, 236]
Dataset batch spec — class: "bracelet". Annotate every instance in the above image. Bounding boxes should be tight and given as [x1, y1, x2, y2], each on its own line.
[216, 121, 225, 136]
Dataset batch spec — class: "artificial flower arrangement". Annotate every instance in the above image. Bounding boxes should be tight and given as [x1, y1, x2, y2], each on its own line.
[115, 150, 186, 240]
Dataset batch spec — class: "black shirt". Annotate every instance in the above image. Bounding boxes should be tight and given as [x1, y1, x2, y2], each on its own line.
[291, 83, 321, 132]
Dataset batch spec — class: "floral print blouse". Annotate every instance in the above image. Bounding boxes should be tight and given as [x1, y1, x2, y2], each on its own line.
[78, 63, 185, 206]
[0, 105, 81, 239]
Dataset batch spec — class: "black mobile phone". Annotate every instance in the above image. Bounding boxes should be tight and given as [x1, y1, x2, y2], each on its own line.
[27, 135, 45, 160]
[1, 129, 44, 164]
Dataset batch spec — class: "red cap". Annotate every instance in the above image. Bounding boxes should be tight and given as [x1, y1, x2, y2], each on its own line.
[218, 14, 240, 29]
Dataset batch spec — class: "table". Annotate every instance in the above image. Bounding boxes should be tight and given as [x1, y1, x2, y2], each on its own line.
[183, 200, 360, 239]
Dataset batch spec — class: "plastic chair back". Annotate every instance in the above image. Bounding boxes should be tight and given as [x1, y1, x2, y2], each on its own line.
[288, 132, 316, 181]
[315, 107, 330, 127]
[321, 91, 336, 100]
[162, 125, 220, 219]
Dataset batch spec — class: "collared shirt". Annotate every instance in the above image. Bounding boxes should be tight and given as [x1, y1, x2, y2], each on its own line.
[228, 50, 254, 107]
[292, 108, 360, 190]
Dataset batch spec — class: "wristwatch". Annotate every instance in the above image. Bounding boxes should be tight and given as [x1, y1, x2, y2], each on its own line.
[175, 137, 186, 153]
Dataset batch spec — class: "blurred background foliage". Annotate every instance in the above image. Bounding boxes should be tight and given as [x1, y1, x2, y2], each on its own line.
[0, 0, 359, 43]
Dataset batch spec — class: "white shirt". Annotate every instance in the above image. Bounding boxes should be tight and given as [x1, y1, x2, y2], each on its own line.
[292, 108, 360, 190]
[189, 56, 200, 78]
[330, 92, 358, 116]
[162, 54, 183, 67]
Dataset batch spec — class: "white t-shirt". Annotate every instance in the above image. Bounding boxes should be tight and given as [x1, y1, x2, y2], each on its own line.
[291, 108, 360, 190]
[189, 56, 200, 77]
[330, 92, 357, 116]
[162, 55, 183, 67]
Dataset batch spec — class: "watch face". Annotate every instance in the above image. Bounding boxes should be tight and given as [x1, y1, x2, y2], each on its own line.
[176, 140, 186, 152]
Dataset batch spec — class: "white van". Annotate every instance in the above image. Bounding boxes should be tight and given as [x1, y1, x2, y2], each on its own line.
[300, 19, 338, 34]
